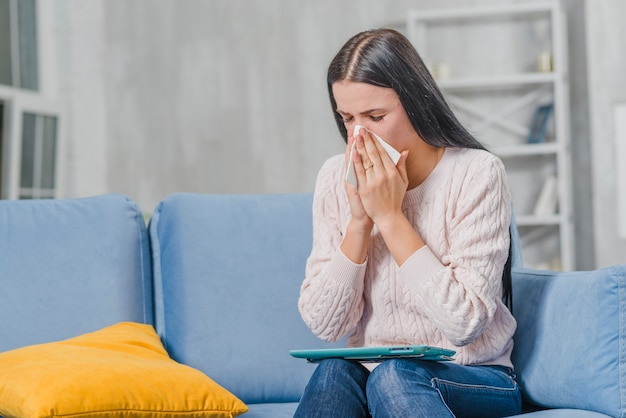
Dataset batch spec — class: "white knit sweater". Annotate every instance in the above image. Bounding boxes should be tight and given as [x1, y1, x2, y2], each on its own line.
[299, 147, 517, 368]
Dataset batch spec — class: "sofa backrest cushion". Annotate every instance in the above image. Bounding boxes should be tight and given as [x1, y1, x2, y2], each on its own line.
[0, 194, 153, 353]
[512, 264, 626, 417]
[149, 193, 342, 405]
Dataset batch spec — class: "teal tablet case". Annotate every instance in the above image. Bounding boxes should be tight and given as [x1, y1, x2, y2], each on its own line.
[290, 345, 456, 363]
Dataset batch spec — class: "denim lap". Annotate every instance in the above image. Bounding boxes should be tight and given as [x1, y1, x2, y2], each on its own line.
[368, 359, 521, 418]
[432, 369, 521, 418]
[295, 358, 521, 418]
[294, 358, 370, 418]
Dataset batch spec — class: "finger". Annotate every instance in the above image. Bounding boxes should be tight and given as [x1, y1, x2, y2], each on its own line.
[355, 131, 374, 168]
[352, 136, 368, 183]
[369, 133, 397, 171]
[397, 150, 410, 184]
[355, 135, 376, 175]
[361, 131, 387, 171]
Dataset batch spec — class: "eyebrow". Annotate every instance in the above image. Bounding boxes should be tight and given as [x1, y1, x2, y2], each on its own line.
[336, 108, 386, 116]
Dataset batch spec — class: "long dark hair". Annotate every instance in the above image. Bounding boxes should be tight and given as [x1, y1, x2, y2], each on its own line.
[327, 28, 513, 311]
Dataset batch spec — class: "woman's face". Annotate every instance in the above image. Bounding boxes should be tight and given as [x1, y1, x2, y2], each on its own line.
[332, 80, 419, 152]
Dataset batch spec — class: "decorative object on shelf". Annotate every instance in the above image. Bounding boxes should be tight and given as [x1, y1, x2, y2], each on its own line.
[435, 62, 451, 80]
[533, 174, 558, 216]
[527, 102, 554, 144]
[428, 62, 451, 81]
[537, 51, 553, 72]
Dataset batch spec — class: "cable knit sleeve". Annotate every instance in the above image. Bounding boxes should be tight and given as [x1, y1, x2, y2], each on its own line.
[298, 156, 366, 343]
[398, 154, 511, 347]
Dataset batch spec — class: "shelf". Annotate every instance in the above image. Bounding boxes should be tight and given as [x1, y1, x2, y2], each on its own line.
[492, 143, 558, 158]
[407, 2, 554, 23]
[515, 214, 562, 226]
[404, 0, 573, 270]
[437, 72, 556, 91]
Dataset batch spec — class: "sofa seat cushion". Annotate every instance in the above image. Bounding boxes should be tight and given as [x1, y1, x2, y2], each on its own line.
[244, 402, 299, 418]
[507, 410, 611, 417]
[0, 322, 248, 418]
[512, 265, 626, 417]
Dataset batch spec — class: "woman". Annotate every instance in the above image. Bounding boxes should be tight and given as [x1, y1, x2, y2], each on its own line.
[295, 28, 521, 418]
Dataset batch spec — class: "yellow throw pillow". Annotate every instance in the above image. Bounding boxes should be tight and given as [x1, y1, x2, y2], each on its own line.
[0, 322, 248, 418]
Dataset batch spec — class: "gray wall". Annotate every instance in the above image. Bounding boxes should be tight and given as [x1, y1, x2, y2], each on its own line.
[563, 0, 595, 269]
[585, 0, 626, 267]
[53, 0, 519, 208]
[44, 0, 625, 268]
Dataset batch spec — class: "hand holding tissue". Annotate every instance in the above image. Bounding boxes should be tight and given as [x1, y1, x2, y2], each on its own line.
[345, 125, 401, 186]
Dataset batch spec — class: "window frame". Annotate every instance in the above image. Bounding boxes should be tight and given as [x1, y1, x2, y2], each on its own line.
[0, 0, 64, 200]
[0, 85, 64, 199]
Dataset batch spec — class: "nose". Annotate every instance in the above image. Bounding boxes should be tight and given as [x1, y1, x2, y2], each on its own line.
[353, 124, 366, 137]
[350, 121, 373, 138]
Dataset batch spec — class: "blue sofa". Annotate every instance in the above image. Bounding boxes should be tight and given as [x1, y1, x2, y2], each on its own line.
[1, 193, 624, 418]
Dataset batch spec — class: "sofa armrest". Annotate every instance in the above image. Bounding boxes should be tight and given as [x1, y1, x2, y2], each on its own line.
[511, 265, 626, 417]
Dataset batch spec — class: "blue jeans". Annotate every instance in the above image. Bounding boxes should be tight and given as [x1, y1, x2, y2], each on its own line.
[293, 358, 521, 418]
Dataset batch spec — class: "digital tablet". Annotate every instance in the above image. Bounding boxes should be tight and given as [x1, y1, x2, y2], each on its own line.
[290, 345, 456, 363]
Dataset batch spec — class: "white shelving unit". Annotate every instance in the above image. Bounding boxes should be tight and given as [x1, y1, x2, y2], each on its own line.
[405, 1, 573, 270]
